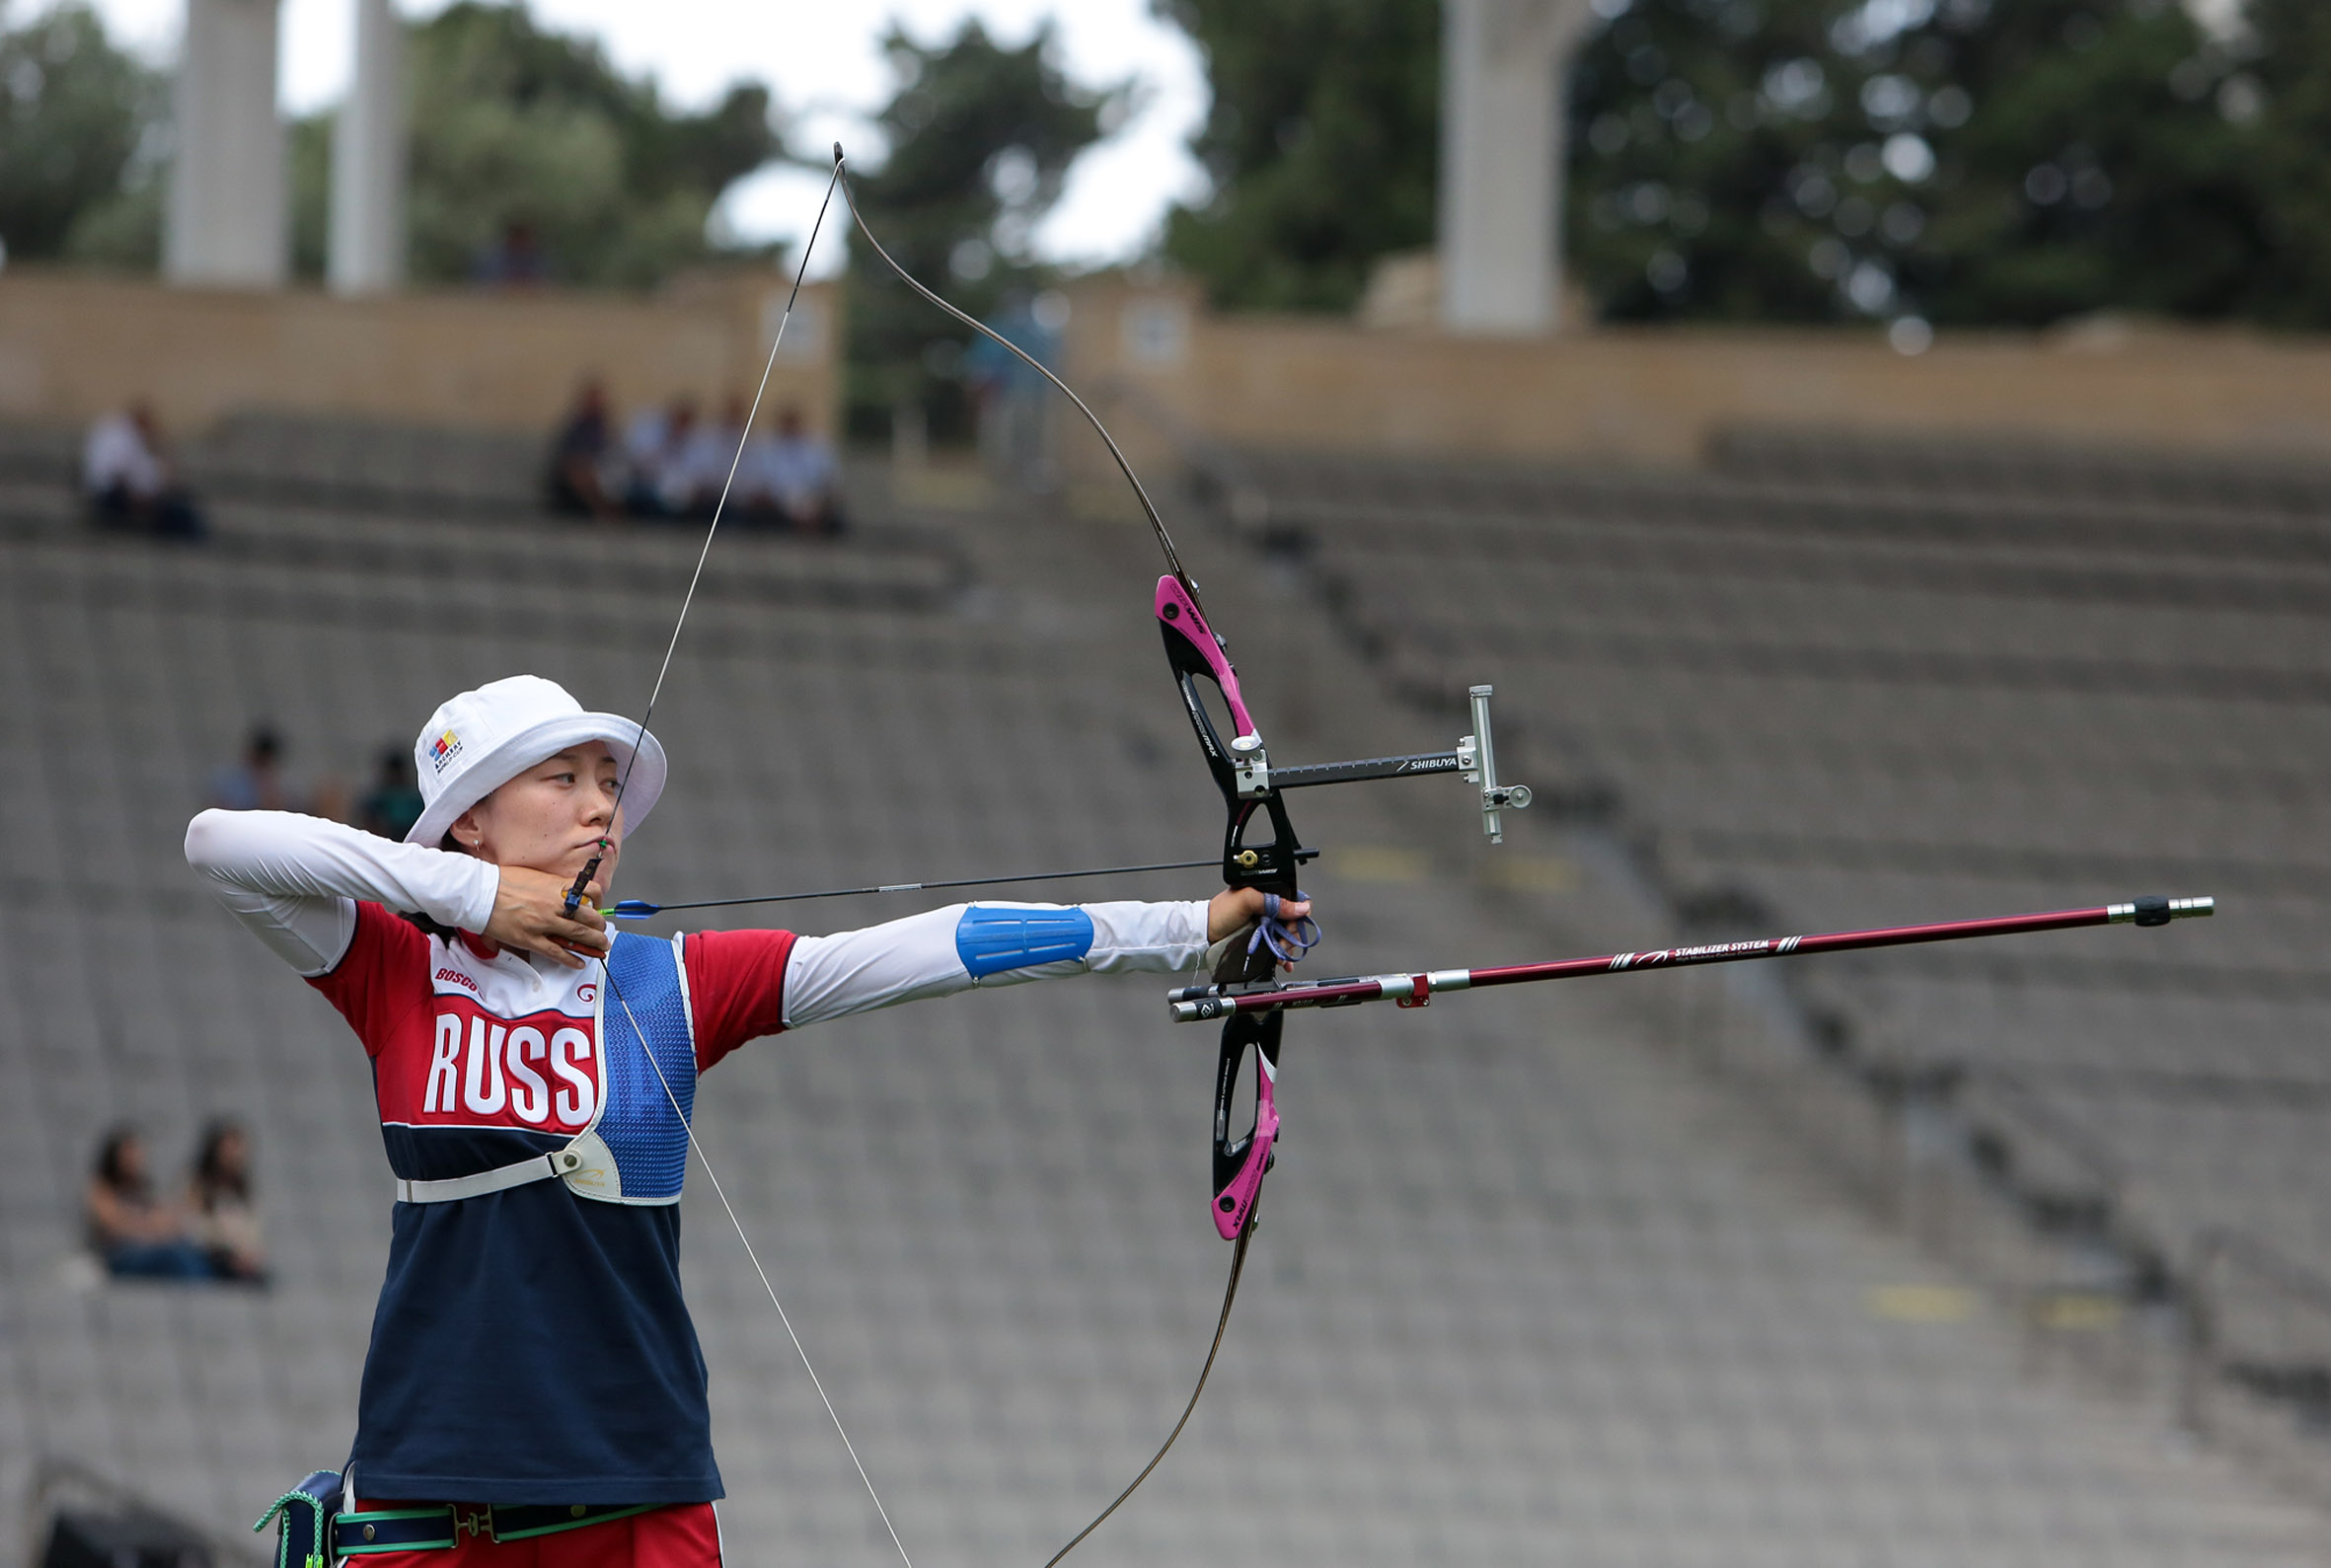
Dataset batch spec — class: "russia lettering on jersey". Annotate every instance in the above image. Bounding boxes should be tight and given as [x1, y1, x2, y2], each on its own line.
[415, 1006, 596, 1126]
[366, 938, 611, 1137]
[306, 901, 798, 1506]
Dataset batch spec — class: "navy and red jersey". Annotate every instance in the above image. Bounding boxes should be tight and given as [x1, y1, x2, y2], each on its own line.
[310, 902, 795, 1505]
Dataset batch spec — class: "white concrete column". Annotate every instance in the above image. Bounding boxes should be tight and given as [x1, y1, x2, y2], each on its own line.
[167, 0, 287, 288]
[1438, 0, 1593, 336]
[329, 0, 407, 294]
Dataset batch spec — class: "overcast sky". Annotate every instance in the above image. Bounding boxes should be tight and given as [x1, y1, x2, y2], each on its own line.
[72, 0, 1211, 275]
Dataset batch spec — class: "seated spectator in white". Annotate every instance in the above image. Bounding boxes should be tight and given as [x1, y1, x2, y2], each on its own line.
[189, 1120, 267, 1285]
[633, 396, 725, 518]
[86, 1126, 211, 1281]
[743, 407, 844, 535]
[84, 403, 204, 538]
[661, 393, 748, 519]
[733, 420, 784, 526]
[620, 398, 675, 515]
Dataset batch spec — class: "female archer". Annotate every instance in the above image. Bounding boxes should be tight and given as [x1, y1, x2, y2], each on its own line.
[187, 672, 1309, 1566]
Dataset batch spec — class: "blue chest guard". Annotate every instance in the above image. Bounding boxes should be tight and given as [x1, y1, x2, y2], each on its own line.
[564, 932, 697, 1205]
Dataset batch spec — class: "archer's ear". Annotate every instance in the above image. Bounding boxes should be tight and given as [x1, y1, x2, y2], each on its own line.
[446, 806, 483, 855]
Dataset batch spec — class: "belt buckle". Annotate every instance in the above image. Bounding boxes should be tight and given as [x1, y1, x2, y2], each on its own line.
[456, 1507, 493, 1541]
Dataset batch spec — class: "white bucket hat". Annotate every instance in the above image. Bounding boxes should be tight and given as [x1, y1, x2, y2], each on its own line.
[406, 674, 666, 848]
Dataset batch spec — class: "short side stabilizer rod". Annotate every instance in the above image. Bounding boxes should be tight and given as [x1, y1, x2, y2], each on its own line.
[1167, 895, 2215, 1022]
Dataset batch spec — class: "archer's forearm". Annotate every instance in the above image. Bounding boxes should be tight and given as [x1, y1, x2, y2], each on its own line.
[185, 808, 497, 975]
[781, 899, 1210, 1028]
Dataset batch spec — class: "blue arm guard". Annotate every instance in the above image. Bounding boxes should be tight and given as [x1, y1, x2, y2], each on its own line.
[955, 904, 1095, 979]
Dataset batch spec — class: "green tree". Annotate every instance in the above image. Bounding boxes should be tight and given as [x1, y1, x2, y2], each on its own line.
[1871, 0, 2260, 327]
[1567, 0, 2269, 330]
[1567, 0, 1861, 323]
[1162, 0, 2299, 332]
[2235, 0, 2331, 325]
[4, 0, 781, 287]
[1154, 0, 1440, 313]
[846, 20, 1120, 440]
[0, 2, 164, 266]
[283, 2, 781, 288]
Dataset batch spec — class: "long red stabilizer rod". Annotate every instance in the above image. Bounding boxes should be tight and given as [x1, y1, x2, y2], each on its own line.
[1167, 895, 2215, 1023]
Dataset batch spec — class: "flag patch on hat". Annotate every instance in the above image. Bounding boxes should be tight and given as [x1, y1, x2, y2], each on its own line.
[429, 728, 462, 773]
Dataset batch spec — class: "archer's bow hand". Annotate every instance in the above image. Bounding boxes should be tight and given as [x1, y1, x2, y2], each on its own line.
[486, 865, 612, 970]
[1205, 887, 1319, 973]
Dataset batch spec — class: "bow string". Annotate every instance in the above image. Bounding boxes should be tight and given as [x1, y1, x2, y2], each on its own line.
[559, 155, 925, 1568]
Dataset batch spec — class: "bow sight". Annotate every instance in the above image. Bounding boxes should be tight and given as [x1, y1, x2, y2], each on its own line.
[1156, 575, 1530, 889]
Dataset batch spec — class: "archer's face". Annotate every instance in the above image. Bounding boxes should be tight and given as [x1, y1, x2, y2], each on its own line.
[455, 742, 625, 888]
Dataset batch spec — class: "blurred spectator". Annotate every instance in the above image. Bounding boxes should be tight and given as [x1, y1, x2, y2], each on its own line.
[209, 725, 290, 811]
[619, 397, 674, 515]
[189, 1120, 267, 1285]
[546, 379, 618, 519]
[613, 392, 809, 522]
[475, 219, 547, 287]
[624, 396, 703, 518]
[743, 407, 844, 534]
[207, 725, 344, 819]
[358, 747, 425, 841]
[968, 290, 1064, 492]
[83, 403, 205, 539]
[85, 1126, 209, 1281]
[733, 416, 782, 526]
[665, 394, 747, 519]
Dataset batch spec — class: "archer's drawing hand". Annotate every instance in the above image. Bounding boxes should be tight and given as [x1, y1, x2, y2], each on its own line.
[1207, 887, 1317, 972]
[486, 865, 612, 969]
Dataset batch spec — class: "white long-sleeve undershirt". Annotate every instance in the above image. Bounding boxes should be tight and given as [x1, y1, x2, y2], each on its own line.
[186, 809, 497, 974]
[778, 899, 1205, 1028]
[184, 809, 1213, 1030]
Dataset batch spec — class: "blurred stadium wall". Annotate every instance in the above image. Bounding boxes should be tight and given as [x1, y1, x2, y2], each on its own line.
[11, 263, 2331, 470]
[1056, 272, 2331, 479]
[0, 271, 839, 438]
[9, 262, 2327, 473]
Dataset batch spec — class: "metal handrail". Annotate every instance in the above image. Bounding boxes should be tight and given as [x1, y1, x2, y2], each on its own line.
[2195, 1225, 2331, 1306]
[23, 1454, 269, 1568]
[2181, 1224, 2331, 1434]
[1963, 1064, 2130, 1201]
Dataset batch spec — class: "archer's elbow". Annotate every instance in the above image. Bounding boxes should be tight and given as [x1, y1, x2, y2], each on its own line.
[184, 807, 238, 874]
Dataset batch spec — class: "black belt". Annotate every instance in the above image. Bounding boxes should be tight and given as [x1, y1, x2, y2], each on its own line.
[335, 1502, 655, 1554]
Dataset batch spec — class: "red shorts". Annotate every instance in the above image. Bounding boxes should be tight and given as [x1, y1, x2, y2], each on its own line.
[348, 1502, 719, 1568]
